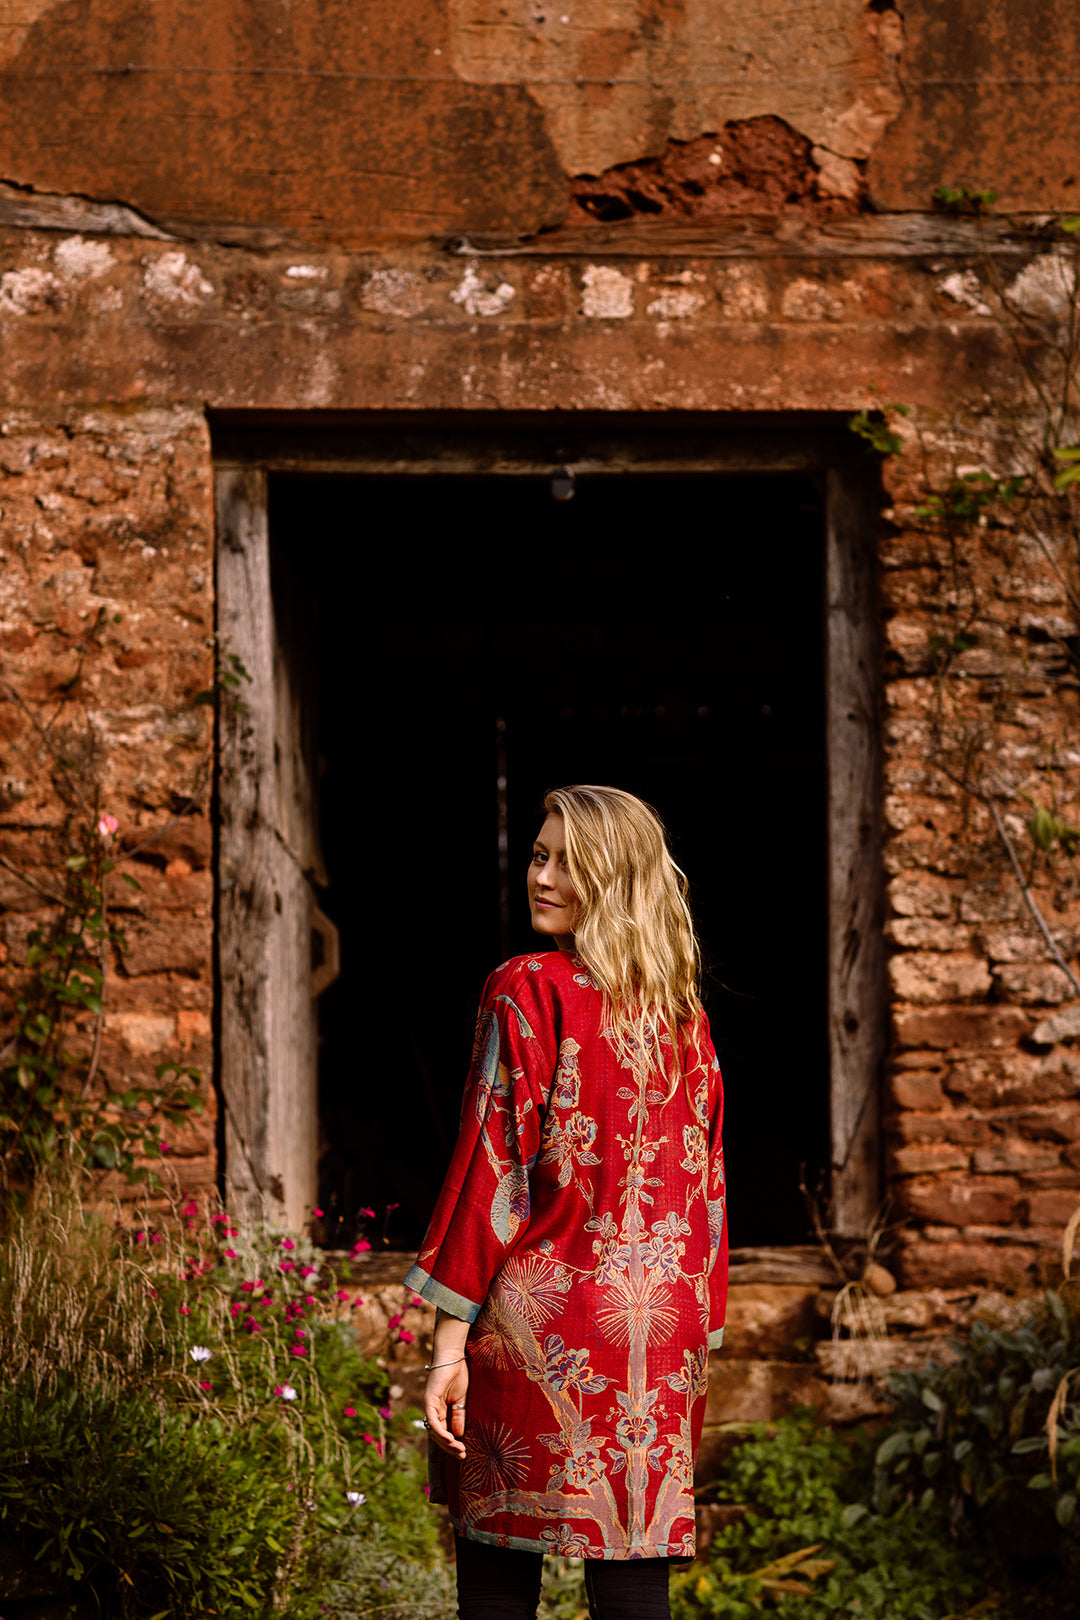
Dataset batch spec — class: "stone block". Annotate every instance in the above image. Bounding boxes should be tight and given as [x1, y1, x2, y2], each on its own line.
[898, 1174, 1023, 1226]
[721, 1284, 819, 1358]
[1031, 1003, 1080, 1046]
[945, 1052, 1080, 1108]
[888, 1110, 991, 1146]
[994, 962, 1077, 1005]
[888, 1070, 946, 1109]
[889, 952, 992, 1004]
[894, 1005, 1030, 1050]
[120, 915, 210, 977]
[888, 918, 972, 950]
[888, 872, 955, 918]
[1025, 1187, 1080, 1225]
[890, 1142, 971, 1175]
[898, 1240, 1039, 1290]
[959, 885, 1025, 924]
[1016, 1103, 1080, 1143]
[972, 1140, 1062, 1174]
[705, 1356, 828, 1426]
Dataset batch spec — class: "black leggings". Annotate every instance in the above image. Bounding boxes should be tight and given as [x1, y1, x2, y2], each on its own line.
[454, 1532, 673, 1620]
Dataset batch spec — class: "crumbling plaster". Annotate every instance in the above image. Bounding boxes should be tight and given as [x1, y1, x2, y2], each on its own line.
[0, 1, 1078, 247]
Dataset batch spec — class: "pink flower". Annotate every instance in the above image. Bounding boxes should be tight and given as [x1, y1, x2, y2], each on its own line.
[376, 1440, 385, 1456]
[352, 1297, 365, 1309]
[344, 1406, 357, 1417]
[409, 1295, 422, 1308]
[150, 1233, 163, 1244]
[279, 1261, 295, 1273]
[97, 814, 119, 838]
[378, 1405, 392, 1420]
[290, 1344, 308, 1357]
[386, 1203, 400, 1212]
[305, 1295, 316, 1306]
[183, 1200, 199, 1217]
[387, 1313, 403, 1331]
[312, 1207, 324, 1218]
[294, 1327, 307, 1338]
[336, 1290, 350, 1303]
[134, 1232, 146, 1244]
[300, 1265, 317, 1278]
[358, 1207, 375, 1219]
[423, 1484, 431, 1498]
[210, 1212, 227, 1224]
[276, 1385, 298, 1401]
[281, 1238, 296, 1252]
[223, 1249, 238, 1260]
[397, 1330, 415, 1345]
[352, 1239, 371, 1254]
[362, 1433, 375, 1445]
[180, 1305, 191, 1316]
[159, 1141, 170, 1155]
[230, 1303, 243, 1316]
[240, 1281, 255, 1294]
[199, 1380, 211, 1392]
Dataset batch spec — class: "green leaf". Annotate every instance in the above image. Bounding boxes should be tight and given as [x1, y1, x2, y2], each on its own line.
[876, 1431, 912, 1466]
[121, 872, 143, 890]
[921, 1387, 944, 1413]
[840, 1502, 868, 1527]
[1056, 1492, 1076, 1526]
[1011, 1435, 1047, 1454]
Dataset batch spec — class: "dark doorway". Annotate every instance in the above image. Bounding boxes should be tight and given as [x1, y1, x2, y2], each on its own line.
[268, 470, 829, 1251]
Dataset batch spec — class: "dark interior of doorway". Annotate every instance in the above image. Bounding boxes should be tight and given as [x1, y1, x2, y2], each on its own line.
[268, 470, 829, 1251]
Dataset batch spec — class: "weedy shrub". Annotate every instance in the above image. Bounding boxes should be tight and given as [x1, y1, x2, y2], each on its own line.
[673, 1412, 986, 1620]
[874, 1282, 1080, 1565]
[0, 1176, 440, 1618]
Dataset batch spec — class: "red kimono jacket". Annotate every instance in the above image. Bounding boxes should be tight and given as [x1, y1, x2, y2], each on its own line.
[405, 950, 727, 1560]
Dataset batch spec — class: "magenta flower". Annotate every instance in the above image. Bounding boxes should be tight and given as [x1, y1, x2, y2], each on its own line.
[289, 1344, 308, 1358]
[223, 1249, 238, 1260]
[387, 1313, 403, 1331]
[97, 814, 119, 838]
[312, 1207, 324, 1218]
[378, 1405, 392, 1420]
[358, 1207, 375, 1219]
[300, 1265, 317, 1278]
[362, 1433, 375, 1445]
[336, 1290, 350, 1303]
[180, 1306, 191, 1316]
[240, 1280, 255, 1294]
[352, 1239, 371, 1254]
[398, 1330, 415, 1345]
[279, 1261, 295, 1273]
[159, 1141, 170, 1155]
[344, 1405, 357, 1417]
[199, 1380, 212, 1392]
[281, 1238, 296, 1252]
[276, 1384, 298, 1401]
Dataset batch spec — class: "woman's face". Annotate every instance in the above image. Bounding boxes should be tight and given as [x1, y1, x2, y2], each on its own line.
[528, 813, 580, 941]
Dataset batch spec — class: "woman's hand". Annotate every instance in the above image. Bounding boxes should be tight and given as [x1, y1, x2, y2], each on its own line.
[424, 1356, 469, 1459]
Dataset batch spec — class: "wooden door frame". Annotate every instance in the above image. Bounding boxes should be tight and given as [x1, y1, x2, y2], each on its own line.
[213, 415, 885, 1238]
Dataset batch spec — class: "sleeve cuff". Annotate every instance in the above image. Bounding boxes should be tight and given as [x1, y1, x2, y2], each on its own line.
[707, 1326, 725, 1350]
[403, 1263, 482, 1324]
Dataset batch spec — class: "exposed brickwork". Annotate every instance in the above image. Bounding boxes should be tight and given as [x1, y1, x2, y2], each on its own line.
[881, 436, 1080, 1289]
[0, 408, 216, 1195]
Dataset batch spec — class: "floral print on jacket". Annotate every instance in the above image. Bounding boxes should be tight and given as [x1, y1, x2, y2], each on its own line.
[405, 950, 727, 1560]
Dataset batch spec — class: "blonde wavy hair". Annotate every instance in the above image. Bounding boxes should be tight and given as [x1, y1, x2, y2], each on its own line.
[543, 785, 704, 1088]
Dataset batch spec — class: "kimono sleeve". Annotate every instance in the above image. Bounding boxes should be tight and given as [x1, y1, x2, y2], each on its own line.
[704, 1024, 728, 1352]
[404, 963, 557, 1322]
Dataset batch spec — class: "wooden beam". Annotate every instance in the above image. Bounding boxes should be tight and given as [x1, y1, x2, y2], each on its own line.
[825, 459, 887, 1238]
[216, 465, 275, 1222]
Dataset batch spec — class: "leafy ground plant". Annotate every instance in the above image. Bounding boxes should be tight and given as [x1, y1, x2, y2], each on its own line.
[674, 1412, 987, 1620]
[0, 1174, 440, 1618]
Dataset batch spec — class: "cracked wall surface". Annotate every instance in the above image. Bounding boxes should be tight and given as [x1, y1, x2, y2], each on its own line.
[0, 0, 1076, 245]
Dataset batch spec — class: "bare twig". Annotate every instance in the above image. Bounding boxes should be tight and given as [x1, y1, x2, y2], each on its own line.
[0, 850, 66, 907]
[988, 798, 1080, 1000]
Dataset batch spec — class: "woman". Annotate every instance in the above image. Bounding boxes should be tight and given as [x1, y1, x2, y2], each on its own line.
[404, 785, 727, 1620]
